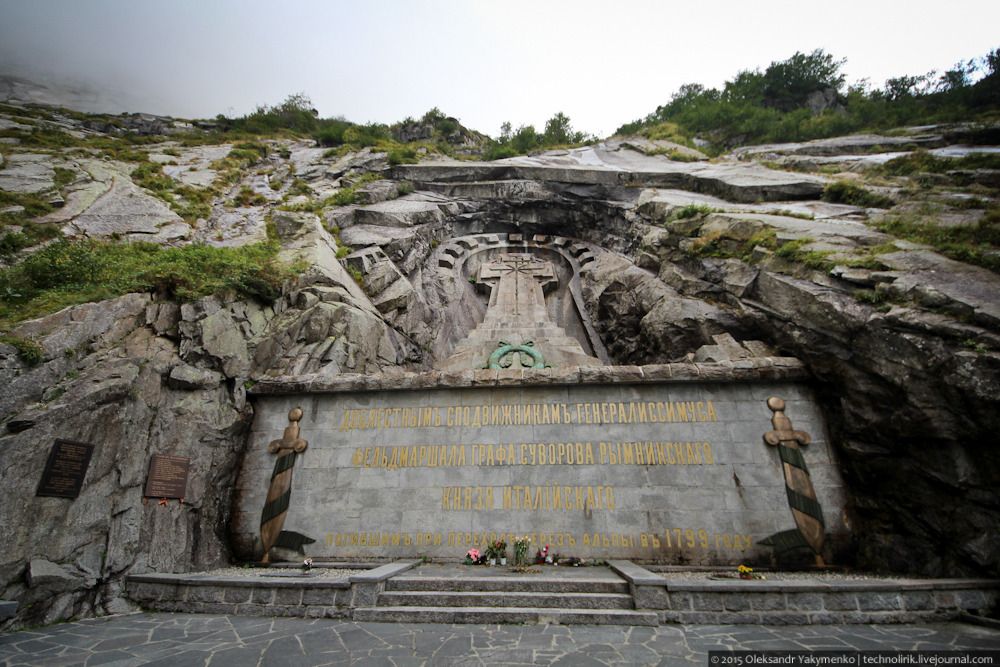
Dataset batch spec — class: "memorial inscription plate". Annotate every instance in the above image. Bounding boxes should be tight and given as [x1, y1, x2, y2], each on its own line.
[144, 454, 190, 499]
[36, 439, 94, 499]
[234, 380, 849, 563]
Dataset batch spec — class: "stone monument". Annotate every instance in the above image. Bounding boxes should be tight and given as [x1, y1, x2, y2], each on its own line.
[233, 234, 850, 566]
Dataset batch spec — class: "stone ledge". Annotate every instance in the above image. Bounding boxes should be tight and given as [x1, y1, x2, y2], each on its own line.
[607, 560, 667, 586]
[664, 578, 1000, 594]
[250, 359, 808, 395]
[349, 560, 421, 583]
[127, 572, 350, 590]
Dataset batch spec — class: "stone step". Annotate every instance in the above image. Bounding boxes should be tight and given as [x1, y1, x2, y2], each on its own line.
[386, 576, 628, 594]
[354, 605, 659, 626]
[378, 590, 635, 610]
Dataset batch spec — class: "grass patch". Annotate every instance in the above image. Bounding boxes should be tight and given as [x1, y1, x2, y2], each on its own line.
[231, 186, 266, 207]
[639, 121, 697, 147]
[853, 289, 889, 305]
[0, 191, 63, 256]
[287, 178, 312, 197]
[0, 239, 300, 326]
[128, 160, 214, 222]
[0, 334, 44, 365]
[228, 141, 269, 166]
[0, 190, 55, 219]
[872, 208, 1000, 273]
[642, 144, 702, 161]
[694, 228, 778, 261]
[693, 229, 837, 271]
[0, 224, 62, 258]
[53, 167, 76, 189]
[345, 264, 364, 285]
[880, 150, 1000, 176]
[822, 181, 894, 208]
[764, 208, 815, 220]
[668, 204, 717, 221]
[771, 237, 835, 270]
[327, 172, 383, 207]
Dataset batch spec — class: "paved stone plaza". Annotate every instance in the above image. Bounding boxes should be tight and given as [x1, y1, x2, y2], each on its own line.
[1, 613, 998, 666]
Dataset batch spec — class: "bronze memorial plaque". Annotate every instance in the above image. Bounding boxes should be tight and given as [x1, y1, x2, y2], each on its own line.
[36, 439, 95, 499]
[144, 454, 191, 499]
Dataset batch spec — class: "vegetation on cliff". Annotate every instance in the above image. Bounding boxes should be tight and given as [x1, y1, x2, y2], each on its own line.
[617, 47, 1000, 150]
[483, 112, 597, 160]
[0, 240, 296, 328]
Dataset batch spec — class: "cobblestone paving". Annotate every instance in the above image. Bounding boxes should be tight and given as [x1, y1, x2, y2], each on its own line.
[1, 613, 998, 666]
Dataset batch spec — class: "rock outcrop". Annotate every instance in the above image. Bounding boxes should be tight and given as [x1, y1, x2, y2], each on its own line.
[1, 101, 998, 629]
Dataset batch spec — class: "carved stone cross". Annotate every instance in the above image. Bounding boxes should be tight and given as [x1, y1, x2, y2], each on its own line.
[259, 407, 308, 563]
[478, 253, 556, 317]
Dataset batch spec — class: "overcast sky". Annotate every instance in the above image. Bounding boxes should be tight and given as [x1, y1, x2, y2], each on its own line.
[1, 0, 998, 138]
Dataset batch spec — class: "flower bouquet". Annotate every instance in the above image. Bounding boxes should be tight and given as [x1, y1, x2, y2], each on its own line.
[513, 536, 531, 566]
[495, 539, 508, 565]
[737, 564, 764, 580]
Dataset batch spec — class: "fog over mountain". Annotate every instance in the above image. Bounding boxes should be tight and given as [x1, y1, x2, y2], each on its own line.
[1, 0, 999, 136]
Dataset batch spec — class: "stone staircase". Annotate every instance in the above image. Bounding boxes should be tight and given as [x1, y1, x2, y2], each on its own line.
[353, 569, 659, 626]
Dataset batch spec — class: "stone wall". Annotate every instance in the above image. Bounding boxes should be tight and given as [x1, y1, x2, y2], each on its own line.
[234, 363, 849, 566]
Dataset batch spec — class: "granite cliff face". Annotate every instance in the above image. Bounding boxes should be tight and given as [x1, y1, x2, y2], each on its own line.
[0, 100, 998, 627]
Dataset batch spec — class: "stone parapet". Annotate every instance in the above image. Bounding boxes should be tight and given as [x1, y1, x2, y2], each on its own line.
[126, 560, 420, 620]
[250, 359, 808, 396]
[126, 564, 1000, 625]
[606, 561, 1000, 625]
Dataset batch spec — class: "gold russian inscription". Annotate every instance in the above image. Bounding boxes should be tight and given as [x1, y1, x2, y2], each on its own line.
[351, 441, 713, 469]
[339, 400, 719, 431]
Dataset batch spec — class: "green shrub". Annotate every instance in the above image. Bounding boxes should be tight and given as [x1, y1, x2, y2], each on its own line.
[614, 45, 1000, 151]
[388, 147, 418, 165]
[484, 144, 518, 161]
[314, 119, 353, 147]
[0, 231, 32, 257]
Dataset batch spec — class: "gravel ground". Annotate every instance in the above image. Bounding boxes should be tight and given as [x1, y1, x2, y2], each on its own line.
[196, 566, 368, 579]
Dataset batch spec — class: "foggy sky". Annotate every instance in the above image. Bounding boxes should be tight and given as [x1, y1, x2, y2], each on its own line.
[1, 0, 998, 138]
